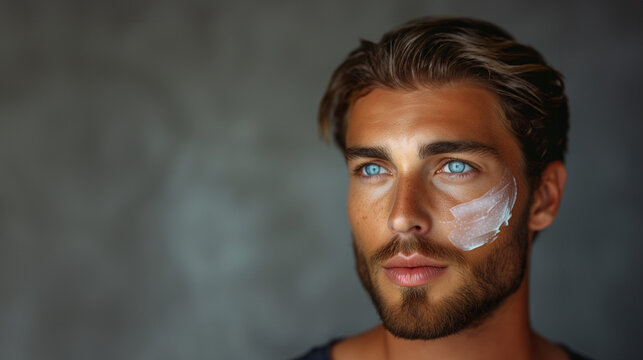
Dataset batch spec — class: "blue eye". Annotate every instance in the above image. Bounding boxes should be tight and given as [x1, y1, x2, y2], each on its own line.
[445, 160, 472, 174]
[362, 164, 384, 176]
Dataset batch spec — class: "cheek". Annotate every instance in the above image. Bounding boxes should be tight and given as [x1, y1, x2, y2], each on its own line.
[346, 170, 521, 253]
[347, 183, 393, 245]
[440, 170, 519, 251]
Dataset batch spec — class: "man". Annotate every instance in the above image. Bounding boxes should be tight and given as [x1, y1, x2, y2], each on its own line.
[295, 17, 592, 360]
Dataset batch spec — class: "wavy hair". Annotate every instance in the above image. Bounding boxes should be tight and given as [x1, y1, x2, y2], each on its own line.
[318, 17, 568, 187]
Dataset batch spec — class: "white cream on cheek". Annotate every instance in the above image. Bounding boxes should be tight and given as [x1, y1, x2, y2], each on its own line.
[441, 169, 517, 251]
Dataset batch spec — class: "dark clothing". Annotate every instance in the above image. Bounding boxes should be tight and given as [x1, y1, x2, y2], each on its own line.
[291, 339, 341, 360]
[292, 338, 593, 360]
[561, 345, 594, 360]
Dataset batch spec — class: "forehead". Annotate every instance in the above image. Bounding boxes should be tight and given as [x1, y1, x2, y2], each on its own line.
[346, 85, 514, 148]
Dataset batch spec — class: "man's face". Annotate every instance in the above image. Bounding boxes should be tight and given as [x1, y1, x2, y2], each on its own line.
[345, 84, 532, 340]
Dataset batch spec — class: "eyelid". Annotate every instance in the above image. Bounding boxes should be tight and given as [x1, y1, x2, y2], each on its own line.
[351, 158, 478, 178]
[435, 158, 479, 179]
[437, 158, 478, 170]
[352, 161, 392, 178]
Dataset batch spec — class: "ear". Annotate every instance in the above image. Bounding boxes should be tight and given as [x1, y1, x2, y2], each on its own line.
[528, 161, 567, 232]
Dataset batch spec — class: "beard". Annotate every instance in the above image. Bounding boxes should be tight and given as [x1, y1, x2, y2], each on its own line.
[353, 209, 529, 340]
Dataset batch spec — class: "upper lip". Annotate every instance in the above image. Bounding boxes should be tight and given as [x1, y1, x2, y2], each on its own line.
[382, 253, 448, 268]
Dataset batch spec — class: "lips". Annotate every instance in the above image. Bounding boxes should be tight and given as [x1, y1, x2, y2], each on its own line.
[382, 253, 447, 287]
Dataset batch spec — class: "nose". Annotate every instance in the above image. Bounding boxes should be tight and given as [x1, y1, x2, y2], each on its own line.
[387, 175, 432, 236]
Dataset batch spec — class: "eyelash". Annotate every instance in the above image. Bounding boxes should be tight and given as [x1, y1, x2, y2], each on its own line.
[352, 162, 389, 181]
[352, 158, 478, 180]
[436, 158, 478, 179]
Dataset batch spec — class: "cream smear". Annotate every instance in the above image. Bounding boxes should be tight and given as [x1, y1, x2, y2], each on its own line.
[442, 170, 517, 251]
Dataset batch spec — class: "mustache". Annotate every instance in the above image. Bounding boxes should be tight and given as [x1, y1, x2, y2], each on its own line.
[369, 234, 466, 266]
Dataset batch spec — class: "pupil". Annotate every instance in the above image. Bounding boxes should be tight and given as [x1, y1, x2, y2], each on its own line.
[449, 161, 465, 173]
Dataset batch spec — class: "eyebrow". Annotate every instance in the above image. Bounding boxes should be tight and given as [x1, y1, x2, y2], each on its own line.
[344, 140, 500, 162]
[418, 140, 500, 159]
[345, 146, 391, 162]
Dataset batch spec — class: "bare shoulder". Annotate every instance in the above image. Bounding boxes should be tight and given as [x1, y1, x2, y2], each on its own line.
[330, 326, 386, 360]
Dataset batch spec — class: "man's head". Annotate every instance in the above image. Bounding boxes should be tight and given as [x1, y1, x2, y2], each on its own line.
[318, 17, 568, 340]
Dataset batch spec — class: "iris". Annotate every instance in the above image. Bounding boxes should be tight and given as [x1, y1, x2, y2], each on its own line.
[364, 164, 383, 176]
[447, 161, 470, 173]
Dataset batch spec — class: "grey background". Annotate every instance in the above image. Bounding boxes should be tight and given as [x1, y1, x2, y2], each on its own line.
[1, 0, 641, 359]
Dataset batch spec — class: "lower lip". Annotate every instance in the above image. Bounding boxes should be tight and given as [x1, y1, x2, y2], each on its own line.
[383, 266, 447, 287]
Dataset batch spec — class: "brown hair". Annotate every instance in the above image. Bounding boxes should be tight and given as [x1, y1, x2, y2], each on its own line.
[318, 17, 568, 187]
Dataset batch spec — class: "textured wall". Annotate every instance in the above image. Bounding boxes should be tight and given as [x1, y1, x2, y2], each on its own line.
[0, 0, 641, 359]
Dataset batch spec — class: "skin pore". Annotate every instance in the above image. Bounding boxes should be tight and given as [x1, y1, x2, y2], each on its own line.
[331, 84, 568, 360]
